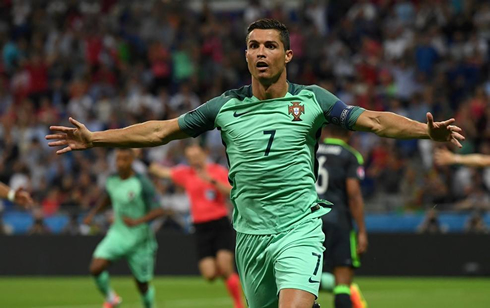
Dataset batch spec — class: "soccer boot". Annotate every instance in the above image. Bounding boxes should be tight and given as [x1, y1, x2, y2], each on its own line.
[350, 283, 367, 308]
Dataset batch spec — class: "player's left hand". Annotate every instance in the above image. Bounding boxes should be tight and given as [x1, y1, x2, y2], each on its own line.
[122, 217, 141, 227]
[14, 188, 34, 208]
[427, 112, 465, 148]
[357, 231, 368, 255]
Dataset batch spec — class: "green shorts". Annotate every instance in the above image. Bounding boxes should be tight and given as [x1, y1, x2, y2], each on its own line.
[93, 232, 157, 283]
[235, 218, 325, 308]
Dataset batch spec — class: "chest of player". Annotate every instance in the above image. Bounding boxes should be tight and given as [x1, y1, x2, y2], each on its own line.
[216, 95, 323, 152]
[107, 177, 143, 208]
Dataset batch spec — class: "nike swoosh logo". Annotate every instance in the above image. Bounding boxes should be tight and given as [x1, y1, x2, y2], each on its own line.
[233, 111, 252, 117]
[309, 278, 320, 283]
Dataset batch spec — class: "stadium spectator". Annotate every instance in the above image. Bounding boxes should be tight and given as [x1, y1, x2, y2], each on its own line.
[0, 0, 487, 233]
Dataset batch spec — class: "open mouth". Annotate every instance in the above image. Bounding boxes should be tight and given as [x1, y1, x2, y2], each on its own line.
[256, 62, 269, 70]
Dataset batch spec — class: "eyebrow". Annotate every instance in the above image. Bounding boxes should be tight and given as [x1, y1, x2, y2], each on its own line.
[248, 40, 279, 45]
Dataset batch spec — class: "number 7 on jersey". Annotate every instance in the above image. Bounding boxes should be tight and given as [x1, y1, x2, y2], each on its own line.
[263, 130, 276, 156]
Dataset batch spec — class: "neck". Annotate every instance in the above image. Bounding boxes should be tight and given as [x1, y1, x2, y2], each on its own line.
[119, 169, 134, 180]
[252, 70, 288, 100]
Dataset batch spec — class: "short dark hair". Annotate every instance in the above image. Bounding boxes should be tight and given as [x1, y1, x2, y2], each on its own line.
[247, 18, 290, 50]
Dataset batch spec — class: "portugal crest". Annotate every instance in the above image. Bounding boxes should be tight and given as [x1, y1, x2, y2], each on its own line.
[288, 102, 305, 121]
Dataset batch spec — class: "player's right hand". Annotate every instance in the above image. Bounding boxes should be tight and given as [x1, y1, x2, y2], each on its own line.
[46, 117, 93, 155]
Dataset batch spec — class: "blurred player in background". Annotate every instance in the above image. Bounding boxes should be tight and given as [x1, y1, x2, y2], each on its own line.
[0, 182, 33, 207]
[149, 142, 244, 308]
[316, 126, 367, 308]
[47, 19, 464, 308]
[83, 149, 165, 308]
[434, 147, 490, 167]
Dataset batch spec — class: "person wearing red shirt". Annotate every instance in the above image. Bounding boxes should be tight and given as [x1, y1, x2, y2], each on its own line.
[149, 143, 243, 308]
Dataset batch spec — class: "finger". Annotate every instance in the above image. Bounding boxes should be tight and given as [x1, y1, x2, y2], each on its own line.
[448, 125, 462, 133]
[440, 118, 456, 127]
[69, 117, 83, 129]
[451, 137, 463, 148]
[452, 132, 465, 141]
[49, 126, 75, 133]
[56, 147, 72, 155]
[48, 140, 68, 147]
[45, 134, 67, 140]
[426, 112, 434, 128]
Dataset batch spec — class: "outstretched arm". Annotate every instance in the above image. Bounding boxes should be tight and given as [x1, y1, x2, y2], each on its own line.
[0, 182, 33, 207]
[46, 117, 189, 155]
[353, 111, 465, 148]
[434, 148, 490, 167]
[148, 164, 173, 179]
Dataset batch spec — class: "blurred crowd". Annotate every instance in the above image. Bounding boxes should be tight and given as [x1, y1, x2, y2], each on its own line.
[1, 0, 490, 234]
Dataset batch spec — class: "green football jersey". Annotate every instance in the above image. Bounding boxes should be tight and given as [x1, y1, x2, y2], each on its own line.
[105, 173, 160, 243]
[178, 82, 365, 234]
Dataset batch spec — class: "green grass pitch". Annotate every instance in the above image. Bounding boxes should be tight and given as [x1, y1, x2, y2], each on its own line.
[0, 276, 489, 308]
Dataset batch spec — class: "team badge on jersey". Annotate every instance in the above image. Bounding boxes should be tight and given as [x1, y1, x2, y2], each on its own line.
[128, 191, 135, 200]
[288, 102, 305, 121]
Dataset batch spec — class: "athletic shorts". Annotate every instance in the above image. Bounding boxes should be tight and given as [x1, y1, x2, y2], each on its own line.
[93, 232, 157, 283]
[194, 216, 234, 260]
[235, 217, 325, 308]
[322, 220, 360, 272]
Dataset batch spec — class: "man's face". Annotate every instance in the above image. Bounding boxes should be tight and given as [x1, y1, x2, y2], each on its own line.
[246, 29, 293, 83]
[115, 150, 134, 174]
[185, 145, 207, 169]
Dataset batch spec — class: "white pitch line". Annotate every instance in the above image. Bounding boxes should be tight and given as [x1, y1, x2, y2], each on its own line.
[31, 297, 231, 308]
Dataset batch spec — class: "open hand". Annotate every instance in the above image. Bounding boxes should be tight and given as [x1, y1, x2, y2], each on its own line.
[427, 113, 465, 148]
[46, 117, 93, 155]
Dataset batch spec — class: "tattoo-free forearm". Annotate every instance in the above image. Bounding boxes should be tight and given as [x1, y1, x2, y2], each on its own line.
[454, 154, 490, 167]
[91, 119, 187, 148]
[355, 111, 430, 139]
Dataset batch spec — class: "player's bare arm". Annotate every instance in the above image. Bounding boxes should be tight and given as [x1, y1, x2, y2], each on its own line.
[434, 147, 490, 167]
[354, 111, 465, 148]
[148, 164, 173, 179]
[123, 208, 166, 227]
[46, 117, 189, 155]
[346, 178, 368, 255]
[84, 194, 111, 225]
[0, 182, 34, 207]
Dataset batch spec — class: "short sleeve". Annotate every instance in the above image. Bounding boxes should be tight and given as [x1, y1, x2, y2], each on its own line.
[306, 85, 365, 130]
[171, 166, 189, 187]
[138, 175, 161, 211]
[178, 95, 229, 137]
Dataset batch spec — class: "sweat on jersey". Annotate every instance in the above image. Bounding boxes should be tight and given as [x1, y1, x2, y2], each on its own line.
[178, 82, 365, 235]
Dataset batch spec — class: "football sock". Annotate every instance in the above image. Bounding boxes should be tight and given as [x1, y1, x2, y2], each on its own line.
[334, 284, 352, 308]
[141, 285, 155, 308]
[225, 273, 244, 308]
[94, 271, 112, 299]
[320, 272, 335, 292]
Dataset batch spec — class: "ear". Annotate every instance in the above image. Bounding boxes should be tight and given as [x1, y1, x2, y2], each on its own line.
[285, 49, 293, 64]
[245, 49, 248, 63]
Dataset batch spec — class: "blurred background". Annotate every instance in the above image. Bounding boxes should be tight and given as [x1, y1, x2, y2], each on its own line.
[0, 0, 489, 307]
[1, 0, 490, 235]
